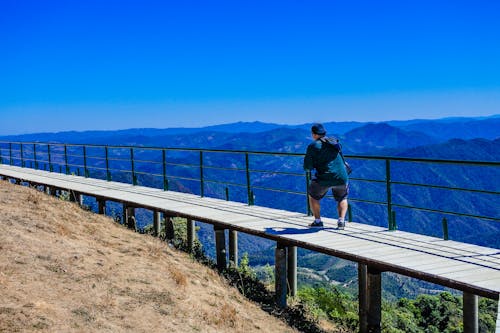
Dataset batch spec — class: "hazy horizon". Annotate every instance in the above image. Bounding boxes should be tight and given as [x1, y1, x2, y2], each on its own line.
[1, 113, 498, 137]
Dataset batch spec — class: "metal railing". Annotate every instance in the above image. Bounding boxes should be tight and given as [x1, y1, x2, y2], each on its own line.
[1, 141, 498, 245]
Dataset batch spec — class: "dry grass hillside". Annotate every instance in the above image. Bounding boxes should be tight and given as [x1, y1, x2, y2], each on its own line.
[0, 181, 298, 333]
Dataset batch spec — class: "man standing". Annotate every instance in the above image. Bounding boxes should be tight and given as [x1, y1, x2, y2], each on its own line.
[303, 123, 349, 229]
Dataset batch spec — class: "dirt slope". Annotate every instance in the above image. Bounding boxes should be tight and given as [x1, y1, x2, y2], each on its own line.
[0, 181, 297, 333]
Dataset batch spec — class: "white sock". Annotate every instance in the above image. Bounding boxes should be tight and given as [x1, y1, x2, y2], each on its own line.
[315, 218, 322, 223]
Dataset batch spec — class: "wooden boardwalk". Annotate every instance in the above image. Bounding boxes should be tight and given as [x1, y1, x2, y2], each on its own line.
[0, 165, 500, 299]
[1, 164, 498, 300]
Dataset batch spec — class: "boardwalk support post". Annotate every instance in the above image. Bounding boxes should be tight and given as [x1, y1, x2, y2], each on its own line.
[124, 205, 136, 230]
[77, 193, 83, 206]
[229, 229, 238, 267]
[165, 216, 175, 240]
[367, 266, 382, 333]
[187, 219, 195, 254]
[97, 199, 106, 214]
[496, 294, 500, 333]
[215, 226, 227, 271]
[275, 242, 287, 308]
[358, 263, 369, 333]
[463, 292, 478, 333]
[287, 245, 297, 297]
[153, 210, 162, 237]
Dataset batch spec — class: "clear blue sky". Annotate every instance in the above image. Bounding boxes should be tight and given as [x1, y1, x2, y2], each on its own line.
[1, 0, 499, 135]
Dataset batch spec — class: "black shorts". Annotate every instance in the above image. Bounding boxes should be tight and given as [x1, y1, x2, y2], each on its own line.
[308, 180, 349, 202]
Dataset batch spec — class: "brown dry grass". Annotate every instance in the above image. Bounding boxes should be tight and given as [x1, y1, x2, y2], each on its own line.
[0, 181, 298, 333]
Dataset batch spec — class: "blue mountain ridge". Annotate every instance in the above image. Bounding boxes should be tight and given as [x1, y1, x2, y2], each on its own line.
[1, 116, 498, 299]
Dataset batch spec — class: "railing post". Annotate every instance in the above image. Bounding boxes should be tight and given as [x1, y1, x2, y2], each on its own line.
[385, 159, 392, 230]
[225, 187, 229, 201]
[105, 146, 111, 181]
[20, 143, 24, 167]
[33, 144, 38, 169]
[348, 204, 353, 222]
[9, 142, 13, 165]
[83, 146, 88, 178]
[199, 151, 204, 197]
[389, 210, 397, 231]
[442, 217, 449, 240]
[48, 144, 53, 172]
[245, 152, 252, 205]
[162, 149, 168, 191]
[131, 148, 137, 185]
[64, 145, 69, 174]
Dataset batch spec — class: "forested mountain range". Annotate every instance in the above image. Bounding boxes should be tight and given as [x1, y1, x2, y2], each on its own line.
[1, 115, 498, 300]
[2, 115, 499, 148]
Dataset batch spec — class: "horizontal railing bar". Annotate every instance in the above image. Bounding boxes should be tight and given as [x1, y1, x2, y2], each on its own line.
[248, 169, 307, 177]
[251, 185, 307, 196]
[349, 177, 386, 183]
[391, 181, 500, 195]
[167, 175, 200, 182]
[203, 179, 247, 188]
[392, 203, 500, 222]
[199, 165, 245, 172]
[165, 162, 199, 168]
[344, 198, 387, 206]
[131, 159, 163, 164]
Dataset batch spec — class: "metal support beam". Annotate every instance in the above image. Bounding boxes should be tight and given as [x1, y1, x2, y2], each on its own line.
[214, 226, 227, 271]
[229, 229, 238, 267]
[287, 246, 297, 297]
[97, 199, 106, 215]
[153, 210, 161, 237]
[358, 263, 369, 333]
[367, 266, 382, 333]
[275, 242, 287, 308]
[463, 292, 478, 333]
[187, 219, 195, 254]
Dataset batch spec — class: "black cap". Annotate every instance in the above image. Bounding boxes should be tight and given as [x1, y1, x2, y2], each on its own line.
[311, 123, 326, 135]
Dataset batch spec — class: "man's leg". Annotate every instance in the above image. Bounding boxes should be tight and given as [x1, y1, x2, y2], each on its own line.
[309, 195, 321, 219]
[337, 199, 348, 220]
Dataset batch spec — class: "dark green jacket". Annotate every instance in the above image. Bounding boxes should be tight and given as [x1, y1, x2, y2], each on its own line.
[303, 138, 348, 186]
